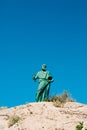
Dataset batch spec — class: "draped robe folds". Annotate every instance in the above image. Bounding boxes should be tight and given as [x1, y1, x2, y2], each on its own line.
[34, 70, 53, 102]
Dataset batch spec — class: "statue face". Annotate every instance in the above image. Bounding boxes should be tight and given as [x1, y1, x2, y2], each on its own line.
[42, 64, 47, 70]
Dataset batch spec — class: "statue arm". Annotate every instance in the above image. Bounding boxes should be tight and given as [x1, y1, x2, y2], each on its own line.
[46, 71, 54, 83]
[32, 73, 39, 82]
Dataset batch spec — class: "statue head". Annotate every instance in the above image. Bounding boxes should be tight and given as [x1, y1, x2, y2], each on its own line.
[42, 64, 47, 71]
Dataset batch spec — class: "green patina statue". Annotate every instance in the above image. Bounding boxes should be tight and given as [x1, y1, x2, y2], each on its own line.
[33, 64, 54, 102]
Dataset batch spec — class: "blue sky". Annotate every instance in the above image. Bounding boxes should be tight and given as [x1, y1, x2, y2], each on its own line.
[0, 0, 87, 107]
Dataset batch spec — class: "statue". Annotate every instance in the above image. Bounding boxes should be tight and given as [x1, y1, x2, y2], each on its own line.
[32, 64, 54, 102]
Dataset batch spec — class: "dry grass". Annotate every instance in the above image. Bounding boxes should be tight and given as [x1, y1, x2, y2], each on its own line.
[47, 90, 74, 107]
[8, 115, 20, 128]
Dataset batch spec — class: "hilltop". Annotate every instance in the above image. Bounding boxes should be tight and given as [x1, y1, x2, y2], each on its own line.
[0, 101, 87, 130]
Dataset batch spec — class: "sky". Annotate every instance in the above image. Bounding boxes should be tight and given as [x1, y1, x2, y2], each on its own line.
[0, 0, 87, 107]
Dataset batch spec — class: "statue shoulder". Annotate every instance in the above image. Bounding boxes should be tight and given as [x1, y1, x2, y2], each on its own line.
[36, 70, 43, 76]
[46, 70, 51, 75]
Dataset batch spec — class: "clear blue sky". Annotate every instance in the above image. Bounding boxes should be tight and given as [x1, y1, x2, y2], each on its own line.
[0, 0, 87, 107]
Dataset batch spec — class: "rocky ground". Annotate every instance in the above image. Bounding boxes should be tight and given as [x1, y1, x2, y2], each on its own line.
[0, 101, 87, 130]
